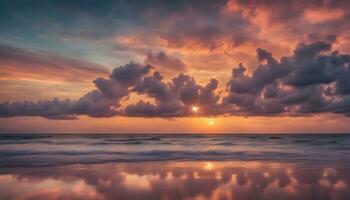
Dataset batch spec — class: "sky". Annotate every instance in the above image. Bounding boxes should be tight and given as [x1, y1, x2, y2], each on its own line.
[1, 0, 350, 133]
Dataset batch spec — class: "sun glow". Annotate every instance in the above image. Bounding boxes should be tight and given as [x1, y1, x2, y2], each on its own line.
[204, 162, 215, 170]
[192, 106, 199, 112]
[207, 119, 215, 126]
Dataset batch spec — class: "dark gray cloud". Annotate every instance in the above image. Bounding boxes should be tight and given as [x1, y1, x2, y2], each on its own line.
[127, 72, 220, 117]
[0, 63, 152, 119]
[336, 67, 350, 95]
[1, 40, 350, 119]
[224, 40, 350, 116]
[145, 51, 186, 72]
[109, 63, 153, 86]
[0, 98, 77, 119]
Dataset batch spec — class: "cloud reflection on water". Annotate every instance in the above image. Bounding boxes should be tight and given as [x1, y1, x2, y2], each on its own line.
[0, 161, 349, 200]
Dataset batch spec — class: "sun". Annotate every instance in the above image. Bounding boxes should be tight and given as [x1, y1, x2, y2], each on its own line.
[208, 119, 215, 126]
[192, 106, 199, 112]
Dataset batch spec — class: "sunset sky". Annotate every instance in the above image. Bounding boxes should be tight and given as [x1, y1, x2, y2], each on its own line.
[1, 0, 350, 133]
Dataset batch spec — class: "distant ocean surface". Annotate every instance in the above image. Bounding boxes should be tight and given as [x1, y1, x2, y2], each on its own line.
[1, 134, 350, 167]
[1, 134, 350, 200]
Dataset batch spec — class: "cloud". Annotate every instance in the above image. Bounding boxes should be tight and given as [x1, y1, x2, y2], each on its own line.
[127, 72, 220, 117]
[161, 25, 224, 51]
[2, 0, 350, 76]
[0, 44, 108, 82]
[109, 63, 153, 86]
[1, 40, 350, 119]
[0, 98, 77, 119]
[0, 63, 152, 118]
[224, 39, 350, 116]
[145, 51, 186, 72]
[231, 34, 250, 47]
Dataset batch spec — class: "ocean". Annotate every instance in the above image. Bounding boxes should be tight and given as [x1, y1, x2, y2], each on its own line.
[1, 134, 350, 199]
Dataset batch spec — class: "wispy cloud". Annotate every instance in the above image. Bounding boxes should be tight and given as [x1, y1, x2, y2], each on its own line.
[0, 44, 109, 82]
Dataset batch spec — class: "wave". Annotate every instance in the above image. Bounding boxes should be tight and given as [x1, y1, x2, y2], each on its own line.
[1, 134, 350, 167]
[1, 149, 349, 167]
